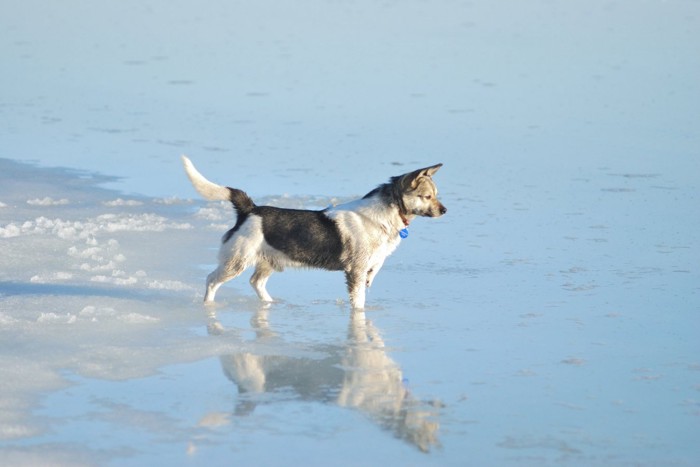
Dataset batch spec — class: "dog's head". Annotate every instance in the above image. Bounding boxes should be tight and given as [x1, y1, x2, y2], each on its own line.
[394, 164, 447, 218]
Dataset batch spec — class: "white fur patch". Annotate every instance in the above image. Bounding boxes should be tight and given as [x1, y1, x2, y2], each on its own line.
[218, 215, 265, 266]
[327, 197, 403, 264]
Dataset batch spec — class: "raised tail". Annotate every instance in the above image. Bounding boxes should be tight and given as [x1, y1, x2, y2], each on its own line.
[181, 155, 256, 214]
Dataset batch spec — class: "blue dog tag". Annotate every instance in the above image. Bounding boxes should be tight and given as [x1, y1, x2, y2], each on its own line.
[399, 228, 409, 239]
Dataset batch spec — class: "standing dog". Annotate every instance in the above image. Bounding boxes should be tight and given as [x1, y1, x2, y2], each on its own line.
[182, 156, 446, 308]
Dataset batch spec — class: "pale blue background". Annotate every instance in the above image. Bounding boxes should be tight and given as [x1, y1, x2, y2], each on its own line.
[1, 1, 699, 465]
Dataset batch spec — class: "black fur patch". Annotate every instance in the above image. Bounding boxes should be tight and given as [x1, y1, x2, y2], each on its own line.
[228, 187, 255, 214]
[221, 211, 250, 244]
[221, 187, 257, 244]
[257, 207, 344, 270]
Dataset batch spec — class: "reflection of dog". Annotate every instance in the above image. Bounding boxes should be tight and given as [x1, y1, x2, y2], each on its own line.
[207, 306, 440, 452]
[182, 156, 446, 308]
[338, 311, 440, 451]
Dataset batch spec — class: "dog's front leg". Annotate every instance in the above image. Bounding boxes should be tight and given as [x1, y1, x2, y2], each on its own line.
[365, 259, 385, 289]
[345, 270, 367, 309]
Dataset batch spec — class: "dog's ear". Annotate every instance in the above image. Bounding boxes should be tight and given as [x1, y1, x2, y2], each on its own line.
[418, 163, 443, 178]
[399, 163, 443, 189]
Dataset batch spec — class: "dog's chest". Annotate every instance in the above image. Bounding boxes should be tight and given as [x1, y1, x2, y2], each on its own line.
[331, 210, 401, 257]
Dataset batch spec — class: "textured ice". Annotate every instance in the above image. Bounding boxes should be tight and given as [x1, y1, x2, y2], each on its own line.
[2, 153, 697, 464]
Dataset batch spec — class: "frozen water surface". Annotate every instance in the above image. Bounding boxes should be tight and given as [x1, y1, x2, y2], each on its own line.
[1, 0, 699, 465]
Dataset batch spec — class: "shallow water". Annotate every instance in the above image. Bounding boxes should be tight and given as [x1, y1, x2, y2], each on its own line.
[2, 0, 700, 465]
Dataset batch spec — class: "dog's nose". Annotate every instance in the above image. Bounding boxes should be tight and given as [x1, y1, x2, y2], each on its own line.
[439, 205, 447, 215]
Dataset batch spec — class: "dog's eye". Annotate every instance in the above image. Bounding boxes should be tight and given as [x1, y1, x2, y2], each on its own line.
[423, 195, 432, 200]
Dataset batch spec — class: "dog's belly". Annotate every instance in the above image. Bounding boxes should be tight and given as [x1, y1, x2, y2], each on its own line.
[260, 243, 343, 271]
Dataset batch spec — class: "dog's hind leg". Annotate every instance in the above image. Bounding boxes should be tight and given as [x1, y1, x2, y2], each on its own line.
[204, 269, 224, 303]
[250, 261, 274, 302]
[204, 261, 247, 303]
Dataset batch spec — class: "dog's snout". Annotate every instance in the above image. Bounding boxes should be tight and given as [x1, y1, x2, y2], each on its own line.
[439, 204, 447, 215]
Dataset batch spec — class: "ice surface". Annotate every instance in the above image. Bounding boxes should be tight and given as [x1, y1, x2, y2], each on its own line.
[1, 0, 700, 465]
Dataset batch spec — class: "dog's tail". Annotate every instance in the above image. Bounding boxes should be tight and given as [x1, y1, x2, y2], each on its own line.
[181, 155, 256, 215]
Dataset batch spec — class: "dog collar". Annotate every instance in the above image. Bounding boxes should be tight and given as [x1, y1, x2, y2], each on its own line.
[399, 211, 410, 238]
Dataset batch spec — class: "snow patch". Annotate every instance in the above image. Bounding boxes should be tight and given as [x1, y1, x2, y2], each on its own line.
[79, 306, 117, 320]
[33, 307, 158, 325]
[119, 313, 159, 324]
[0, 213, 191, 241]
[27, 197, 70, 206]
[0, 312, 18, 325]
[145, 279, 193, 291]
[96, 213, 192, 233]
[195, 206, 227, 221]
[37, 312, 77, 324]
[0, 223, 21, 238]
[30, 272, 74, 283]
[90, 275, 139, 286]
[103, 198, 144, 207]
[153, 197, 192, 205]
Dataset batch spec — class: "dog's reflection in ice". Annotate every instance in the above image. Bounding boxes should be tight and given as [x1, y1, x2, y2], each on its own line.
[204, 305, 440, 452]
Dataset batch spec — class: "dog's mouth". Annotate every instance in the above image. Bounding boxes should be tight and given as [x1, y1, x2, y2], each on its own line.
[430, 204, 447, 217]
[416, 205, 447, 217]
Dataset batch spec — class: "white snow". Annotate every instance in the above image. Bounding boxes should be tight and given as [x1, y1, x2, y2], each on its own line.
[30, 272, 74, 283]
[27, 197, 70, 206]
[102, 198, 144, 207]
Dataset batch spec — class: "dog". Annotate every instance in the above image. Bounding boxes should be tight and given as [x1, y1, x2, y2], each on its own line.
[182, 155, 446, 308]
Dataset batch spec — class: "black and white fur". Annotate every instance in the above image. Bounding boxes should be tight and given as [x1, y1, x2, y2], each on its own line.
[182, 155, 446, 309]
